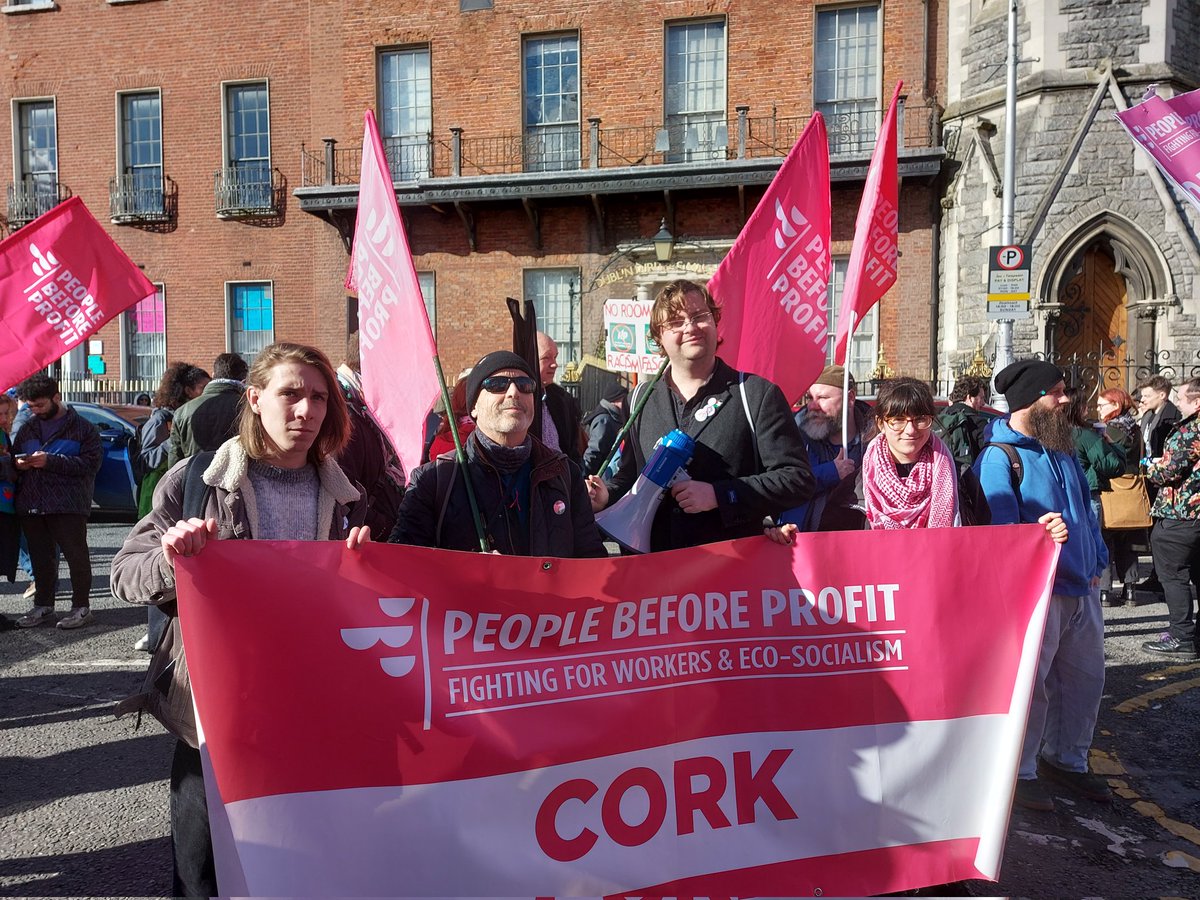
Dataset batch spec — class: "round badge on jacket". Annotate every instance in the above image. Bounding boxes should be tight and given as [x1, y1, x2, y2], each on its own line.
[553, 500, 566, 515]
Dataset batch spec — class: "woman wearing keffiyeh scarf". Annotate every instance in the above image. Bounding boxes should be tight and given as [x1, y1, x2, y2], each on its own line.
[861, 378, 963, 529]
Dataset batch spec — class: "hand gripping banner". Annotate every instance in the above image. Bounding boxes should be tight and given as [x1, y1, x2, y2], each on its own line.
[177, 525, 1057, 896]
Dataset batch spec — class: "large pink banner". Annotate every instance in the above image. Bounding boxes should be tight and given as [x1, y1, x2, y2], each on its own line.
[177, 525, 1058, 897]
[0, 196, 156, 389]
[1115, 86, 1200, 215]
[709, 115, 832, 405]
[345, 110, 440, 478]
[833, 82, 901, 366]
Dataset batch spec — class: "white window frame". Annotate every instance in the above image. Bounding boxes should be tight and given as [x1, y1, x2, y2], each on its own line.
[121, 283, 167, 384]
[524, 268, 580, 373]
[522, 32, 581, 172]
[377, 46, 433, 180]
[2, 1, 57, 15]
[225, 280, 276, 363]
[114, 88, 164, 214]
[220, 79, 272, 206]
[12, 96, 57, 185]
[814, 3, 882, 156]
[417, 271, 436, 336]
[824, 256, 879, 385]
[663, 18, 728, 163]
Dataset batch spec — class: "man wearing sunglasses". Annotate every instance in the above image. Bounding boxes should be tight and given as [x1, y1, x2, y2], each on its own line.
[589, 279, 813, 551]
[391, 350, 606, 557]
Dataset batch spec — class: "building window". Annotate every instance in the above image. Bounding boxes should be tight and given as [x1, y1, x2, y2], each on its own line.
[10, 99, 59, 224]
[228, 281, 274, 363]
[378, 48, 432, 180]
[664, 19, 727, 163]
[814, 4, 880, 156]
[417, 271, 436, 335]
[114, 91, 164, 219]
[123, 285, 166, 383]
[219, 82, 273, 214]
[523, 33, 580, 172]
[825, 257, 879, 385]
[524, 269, 579, 371]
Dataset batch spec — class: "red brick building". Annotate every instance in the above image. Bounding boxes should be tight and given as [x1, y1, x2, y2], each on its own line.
[2, 0, 946, 398]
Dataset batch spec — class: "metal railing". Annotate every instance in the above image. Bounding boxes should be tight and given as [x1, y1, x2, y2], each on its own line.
[300, 99, 940, 187]
[6, 178, 69, 229]
[214, 165, 283, 218]
[109, 173, 171, 223]
[57, 376, 158, 406]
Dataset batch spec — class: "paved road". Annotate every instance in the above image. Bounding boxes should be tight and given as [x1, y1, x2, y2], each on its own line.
[1, 520, 1198, 897]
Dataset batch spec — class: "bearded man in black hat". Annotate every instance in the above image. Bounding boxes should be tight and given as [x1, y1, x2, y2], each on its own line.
[975, 359, 1110, 813]
[390, 351, 606, 557]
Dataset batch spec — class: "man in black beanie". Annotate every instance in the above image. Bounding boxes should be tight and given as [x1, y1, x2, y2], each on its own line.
[975, 359, 1110, 812]
[581, 381, 629, 477]
[390, 350, 606, 557]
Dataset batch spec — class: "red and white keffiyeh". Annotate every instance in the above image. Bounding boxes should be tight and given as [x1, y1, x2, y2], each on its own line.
[861, 432, 959, 529]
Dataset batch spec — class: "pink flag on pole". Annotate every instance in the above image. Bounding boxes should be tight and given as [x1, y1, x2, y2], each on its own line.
[708, 114, 832, 404]
[1115, 85, 1200, 216]
[0, 195, 156, 390]
[345, 110, 440, 478]
[833, 82, 902, 366]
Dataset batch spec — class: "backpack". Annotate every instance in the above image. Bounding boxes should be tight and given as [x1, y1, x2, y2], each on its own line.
[980, 441, 1024, 497]
[126, 428, 147, 484]
[113, 451, 214, 748]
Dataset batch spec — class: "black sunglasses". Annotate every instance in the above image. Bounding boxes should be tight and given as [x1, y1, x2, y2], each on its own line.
[480, 375, 538, 395]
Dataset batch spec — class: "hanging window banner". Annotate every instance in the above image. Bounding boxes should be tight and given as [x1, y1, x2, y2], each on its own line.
[177, 525, 1058, 897]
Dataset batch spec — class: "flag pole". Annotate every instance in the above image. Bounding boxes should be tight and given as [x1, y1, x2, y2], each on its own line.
[841, 313, 857, 451]
[590, 360, 671, 478]
[433, 354, 489, 553]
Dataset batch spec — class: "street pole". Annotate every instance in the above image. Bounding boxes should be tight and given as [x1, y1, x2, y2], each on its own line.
[992, 0, 1020, 412]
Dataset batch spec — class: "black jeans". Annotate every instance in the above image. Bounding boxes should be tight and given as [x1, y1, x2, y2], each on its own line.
[1150, 517, 1200, 644]
[1104, 528, 1140, 587]
[170, 740, 217, 898]
[19, 513, 91, 608]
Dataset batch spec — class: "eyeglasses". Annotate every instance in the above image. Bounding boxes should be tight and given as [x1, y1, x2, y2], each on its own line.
[480, 375, 537, 395]
[662, 311, 715, 333]
[882, 415, 934, 432]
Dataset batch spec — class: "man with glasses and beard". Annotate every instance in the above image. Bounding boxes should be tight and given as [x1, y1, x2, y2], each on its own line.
[391, 351, 606, 557]
[976, 360, 1110, 813]
[779, 364, 877, 531]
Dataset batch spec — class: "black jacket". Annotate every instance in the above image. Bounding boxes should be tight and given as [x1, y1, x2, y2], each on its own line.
[936, 401, 989, 466]
[1143, 400, 1181, 459]
[543, 382, 583, 465]
[582, 400, 626, 476]
[391, 432, 606, 557]
[605, 358, 814, 550]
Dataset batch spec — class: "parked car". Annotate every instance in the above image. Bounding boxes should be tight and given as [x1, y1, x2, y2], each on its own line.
[68, 401, 151, 515]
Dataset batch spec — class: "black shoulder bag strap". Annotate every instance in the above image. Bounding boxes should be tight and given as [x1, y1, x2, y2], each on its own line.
[182, 450, 216, 521]
[981, 442, 1023, 500]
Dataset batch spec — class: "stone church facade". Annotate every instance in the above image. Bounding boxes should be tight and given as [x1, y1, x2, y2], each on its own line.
[940, 0, 1200, 392]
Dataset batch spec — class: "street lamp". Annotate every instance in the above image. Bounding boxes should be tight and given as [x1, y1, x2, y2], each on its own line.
[653, 218, 674, 263]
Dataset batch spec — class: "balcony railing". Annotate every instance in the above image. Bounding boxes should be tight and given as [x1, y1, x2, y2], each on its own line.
[300, 99, 939, 188]
[110, 173, 172, 224]
[6, 178, 69, 229]
[214, 165, 283, 218]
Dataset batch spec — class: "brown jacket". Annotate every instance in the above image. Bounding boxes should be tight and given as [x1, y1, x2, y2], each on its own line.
[111, 438, 362, 746]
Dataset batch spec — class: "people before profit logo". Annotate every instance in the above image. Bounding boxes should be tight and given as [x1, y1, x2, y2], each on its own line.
[534, 749, 798, 862]
[768, 201, 830, 344]
[22, 243, 106, 348]
[340, 596, 418, 677]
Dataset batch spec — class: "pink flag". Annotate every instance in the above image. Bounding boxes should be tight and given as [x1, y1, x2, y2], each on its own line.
[709, 115, 831, 404]
[345, 110, 440, 478]
[1115, 85, 1200, 216]
[833, 82, 902, 366]
[0, 196, 156, 390]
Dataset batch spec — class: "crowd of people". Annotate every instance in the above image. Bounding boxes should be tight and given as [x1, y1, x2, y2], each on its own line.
[5, 278, 1199, 893]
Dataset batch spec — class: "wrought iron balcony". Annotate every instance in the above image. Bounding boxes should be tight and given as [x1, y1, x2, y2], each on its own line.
[214, 165, 283, 219]
[300, 99, 939, 188]
[110, 173, 172, 224]
[6, 178, 68, 230]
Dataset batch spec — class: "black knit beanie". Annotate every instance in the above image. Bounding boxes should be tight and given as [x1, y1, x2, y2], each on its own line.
[465, 351, 537, 412]
[994, 360, 1064, 411]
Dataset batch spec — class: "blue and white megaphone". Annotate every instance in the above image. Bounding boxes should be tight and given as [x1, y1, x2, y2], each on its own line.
[596, 428, 695, 554]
